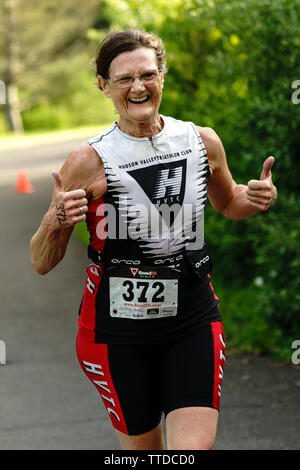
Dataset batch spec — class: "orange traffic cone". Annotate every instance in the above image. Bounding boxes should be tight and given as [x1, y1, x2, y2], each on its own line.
[16, 169, 34, 193]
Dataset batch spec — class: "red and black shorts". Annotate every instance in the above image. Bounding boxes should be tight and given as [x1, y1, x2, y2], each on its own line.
[76, 321, 225, 436]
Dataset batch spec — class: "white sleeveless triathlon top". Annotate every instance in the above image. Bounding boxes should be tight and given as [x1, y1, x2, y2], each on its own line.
[80, 115, 221, 344]
[87, 114, 210, 262]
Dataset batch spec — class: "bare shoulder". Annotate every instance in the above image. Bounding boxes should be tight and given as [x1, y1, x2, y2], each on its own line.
[196, 125, 227, 175]
[60, 142, 106, 199]
[195, 126, 235, 212]
[196, 126, 223, 155]
[64, 142, 101, 169]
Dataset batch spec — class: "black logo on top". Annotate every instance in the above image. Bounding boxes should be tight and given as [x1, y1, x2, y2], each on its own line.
[128, 159, 187, 206]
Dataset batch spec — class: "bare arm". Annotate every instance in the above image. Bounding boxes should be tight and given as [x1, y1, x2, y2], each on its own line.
[30, 144, 106, 275]
[198, 127, 277, 220]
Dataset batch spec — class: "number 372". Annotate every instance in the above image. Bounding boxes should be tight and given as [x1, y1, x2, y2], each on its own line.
[122, 280, 165, 303]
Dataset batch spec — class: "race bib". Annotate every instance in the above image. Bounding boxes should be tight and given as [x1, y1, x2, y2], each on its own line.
[108, 266, 179, 320]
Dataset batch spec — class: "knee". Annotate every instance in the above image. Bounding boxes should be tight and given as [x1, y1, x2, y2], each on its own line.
[168, 436, 216, 450]
[166, 406, 218, 450]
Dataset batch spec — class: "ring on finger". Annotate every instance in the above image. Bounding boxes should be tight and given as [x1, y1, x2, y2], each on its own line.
[79, 207, 84, 215]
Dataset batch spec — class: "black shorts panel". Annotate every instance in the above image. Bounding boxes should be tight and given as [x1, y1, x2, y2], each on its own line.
[159, 322, 225, 416]
[76, 320, 225, 436]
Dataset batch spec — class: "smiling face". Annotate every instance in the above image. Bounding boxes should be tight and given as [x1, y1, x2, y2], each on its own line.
[99, 48, 165, 133]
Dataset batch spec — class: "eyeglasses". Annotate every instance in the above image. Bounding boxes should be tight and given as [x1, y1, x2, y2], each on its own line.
[108, 70, 162, 89]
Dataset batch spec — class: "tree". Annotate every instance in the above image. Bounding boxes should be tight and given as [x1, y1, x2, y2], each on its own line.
[1, 0, 23, 132]
[0, 0, 100, 133]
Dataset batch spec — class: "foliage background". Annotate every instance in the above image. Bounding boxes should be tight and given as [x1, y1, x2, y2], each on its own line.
[1, 0, 299, 360]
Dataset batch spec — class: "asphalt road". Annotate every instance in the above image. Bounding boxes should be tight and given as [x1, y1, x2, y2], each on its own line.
[0, 136, 299, 450]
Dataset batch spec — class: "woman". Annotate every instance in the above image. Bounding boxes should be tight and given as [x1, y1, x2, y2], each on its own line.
[30, 30, 277, 450]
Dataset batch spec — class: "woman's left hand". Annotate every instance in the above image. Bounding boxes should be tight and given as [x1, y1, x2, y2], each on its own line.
[246, 156, 277, 212]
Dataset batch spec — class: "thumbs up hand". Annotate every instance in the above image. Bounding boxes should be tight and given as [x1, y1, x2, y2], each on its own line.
[246, 156, 277, 212]
[48, 170, 88, 231]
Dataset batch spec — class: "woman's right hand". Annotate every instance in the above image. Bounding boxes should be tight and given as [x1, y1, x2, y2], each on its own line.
[44, 170, 88, 233]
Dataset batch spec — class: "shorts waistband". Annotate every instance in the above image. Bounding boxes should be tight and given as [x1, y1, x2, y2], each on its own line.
[87, 244, 212, 280]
